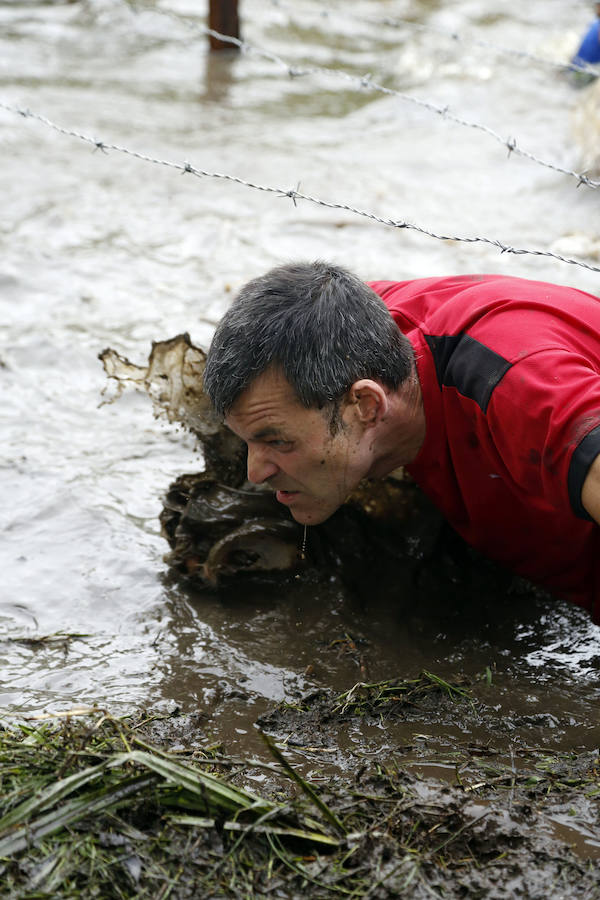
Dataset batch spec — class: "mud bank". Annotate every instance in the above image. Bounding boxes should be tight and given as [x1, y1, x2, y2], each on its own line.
[2, 693, 599, 899]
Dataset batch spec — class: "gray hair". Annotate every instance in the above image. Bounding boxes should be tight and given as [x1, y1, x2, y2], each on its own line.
[203, 260, 414, 417]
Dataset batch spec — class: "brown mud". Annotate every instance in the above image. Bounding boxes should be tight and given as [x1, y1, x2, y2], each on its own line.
[126, 686, 600, 898]
[3, 692, 598, 900]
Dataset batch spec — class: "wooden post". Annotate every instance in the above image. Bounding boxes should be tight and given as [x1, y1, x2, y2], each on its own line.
[209, 0, 240, 51]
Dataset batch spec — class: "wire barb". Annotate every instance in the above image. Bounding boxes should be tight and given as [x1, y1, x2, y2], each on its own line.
[142, 7, 600, 192]
[284, 182, 301, 207]
[1, 100, 599, 274]
[268, 0, 600, 79]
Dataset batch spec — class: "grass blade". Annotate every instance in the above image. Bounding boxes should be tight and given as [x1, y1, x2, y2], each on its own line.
[113, 750, 272, 816]
[0, 773, 155, 856]
[259, 730, 346, 836]
[0, 759, 113, 831]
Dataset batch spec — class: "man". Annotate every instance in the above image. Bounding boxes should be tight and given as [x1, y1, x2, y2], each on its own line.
[203, 262, 600, 622]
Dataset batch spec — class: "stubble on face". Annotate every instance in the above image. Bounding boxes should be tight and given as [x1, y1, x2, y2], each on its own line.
[225, 370, 371, 526]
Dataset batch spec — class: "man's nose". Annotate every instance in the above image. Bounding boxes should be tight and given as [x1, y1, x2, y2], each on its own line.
[246, 445, 279, 484]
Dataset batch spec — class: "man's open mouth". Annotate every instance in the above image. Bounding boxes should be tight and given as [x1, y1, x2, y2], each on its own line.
[275, 489, 300, 505]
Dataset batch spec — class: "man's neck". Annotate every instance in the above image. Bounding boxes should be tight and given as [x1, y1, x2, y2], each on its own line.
[367, 374, 426, 478]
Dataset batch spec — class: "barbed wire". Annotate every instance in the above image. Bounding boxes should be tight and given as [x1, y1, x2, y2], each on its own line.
[371, 16, 600, 79]
[2, 100, 599, 275]
[133, 6, 600, 191]
[267, 0, 600, 79]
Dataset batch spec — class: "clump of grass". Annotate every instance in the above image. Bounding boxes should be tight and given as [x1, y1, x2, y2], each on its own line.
[0, 712, 343, 898]
[1, 703, 599, 898]
[334, 670, 473, 716]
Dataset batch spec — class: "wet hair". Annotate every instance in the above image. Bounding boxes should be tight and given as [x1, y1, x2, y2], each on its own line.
[203, 260, 415, 418]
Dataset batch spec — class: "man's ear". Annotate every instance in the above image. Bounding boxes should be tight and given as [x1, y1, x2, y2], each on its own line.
[346, 379, 389, 427]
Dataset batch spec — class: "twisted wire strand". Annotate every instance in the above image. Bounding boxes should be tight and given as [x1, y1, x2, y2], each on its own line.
[1, 100, 599, 275]
[371, 15, 600, 78]
[133, 8, 600, 191]
[267, 0, 600, 78]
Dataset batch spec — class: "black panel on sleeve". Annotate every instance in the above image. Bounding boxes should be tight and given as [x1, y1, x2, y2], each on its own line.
[568, 424, 600, 520]
[424, 333, 512, 413]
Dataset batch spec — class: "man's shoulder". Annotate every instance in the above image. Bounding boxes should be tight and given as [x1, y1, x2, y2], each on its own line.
[368, 274, 502, 332]
[369, 275, 600, 352]
[368, 274, 497, 304]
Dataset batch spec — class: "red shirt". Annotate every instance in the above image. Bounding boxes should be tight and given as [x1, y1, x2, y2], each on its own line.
[368, 274, 600, 621]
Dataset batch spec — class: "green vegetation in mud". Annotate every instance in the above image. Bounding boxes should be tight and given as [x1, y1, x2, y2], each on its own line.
[1, 684, 599, 899]
[334, 669, 474, 715]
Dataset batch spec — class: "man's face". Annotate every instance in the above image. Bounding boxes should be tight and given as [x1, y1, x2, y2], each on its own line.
[225, 368, 372, 524]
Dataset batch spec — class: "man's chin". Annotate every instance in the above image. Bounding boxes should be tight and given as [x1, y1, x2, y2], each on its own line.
[288, 504, 337, 526]
[274, 488, 342, 524]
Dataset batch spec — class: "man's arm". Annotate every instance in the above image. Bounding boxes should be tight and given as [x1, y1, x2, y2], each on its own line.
[582, 454, 600, 525]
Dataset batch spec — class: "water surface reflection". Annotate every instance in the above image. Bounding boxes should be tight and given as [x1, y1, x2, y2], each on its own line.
[1, 0, 599, 757]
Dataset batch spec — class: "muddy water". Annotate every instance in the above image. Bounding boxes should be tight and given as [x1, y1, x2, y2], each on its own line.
[1, 0, 600, 759]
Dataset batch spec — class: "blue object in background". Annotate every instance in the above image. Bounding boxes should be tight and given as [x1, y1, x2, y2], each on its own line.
[572, 18, 600, 67]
